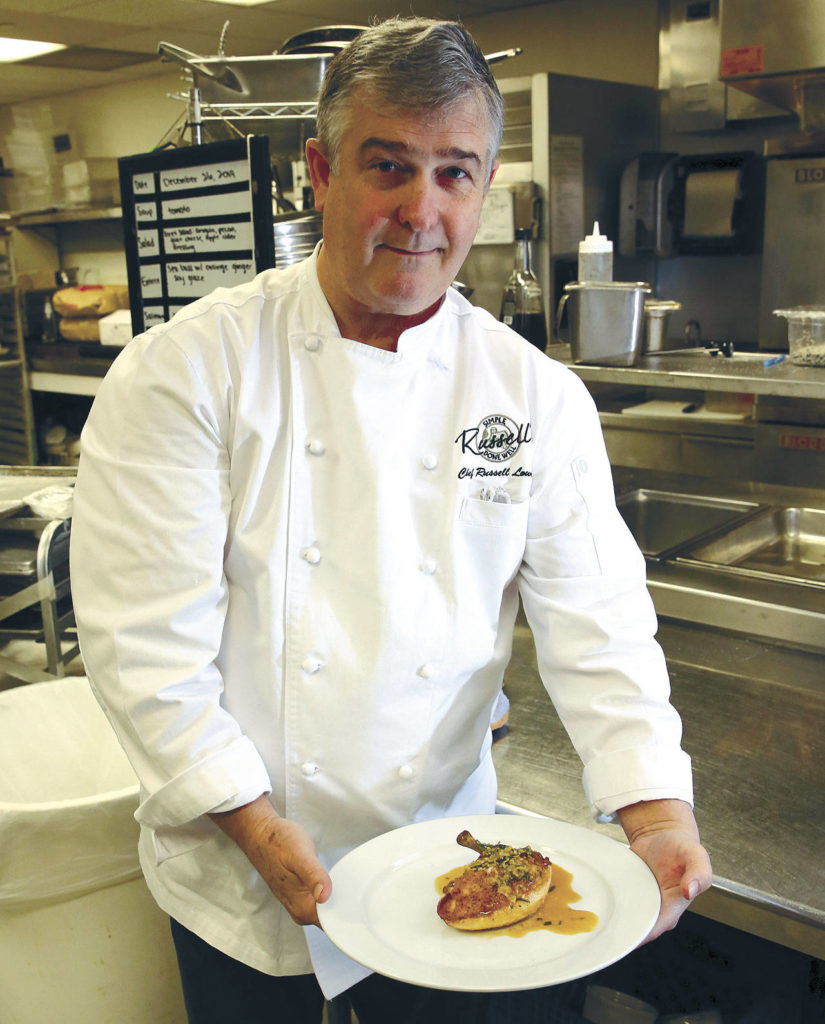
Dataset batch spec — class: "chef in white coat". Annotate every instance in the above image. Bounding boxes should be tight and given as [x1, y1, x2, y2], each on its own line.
[70, 16, 712, 1024]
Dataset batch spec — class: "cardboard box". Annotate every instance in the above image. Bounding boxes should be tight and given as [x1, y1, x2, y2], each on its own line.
[98, 308, 132, 347]
[62, 158, 119, 208]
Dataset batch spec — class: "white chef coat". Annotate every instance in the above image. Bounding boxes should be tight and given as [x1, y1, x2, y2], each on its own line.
[70, 246, 693, 999]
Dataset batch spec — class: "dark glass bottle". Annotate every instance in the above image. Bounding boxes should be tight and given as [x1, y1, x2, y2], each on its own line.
[499, 228, 547, 352]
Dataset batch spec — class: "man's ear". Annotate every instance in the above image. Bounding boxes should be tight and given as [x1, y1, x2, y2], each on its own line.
[485, 159, 499, 194]
[306, 138, 332, 211]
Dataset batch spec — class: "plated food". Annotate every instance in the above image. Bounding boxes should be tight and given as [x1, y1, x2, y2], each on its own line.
[437, 830, 553, 931]
[318, 813, 659, 991]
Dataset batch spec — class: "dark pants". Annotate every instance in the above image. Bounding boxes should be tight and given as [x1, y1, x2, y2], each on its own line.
[169, 918, 577, 1024]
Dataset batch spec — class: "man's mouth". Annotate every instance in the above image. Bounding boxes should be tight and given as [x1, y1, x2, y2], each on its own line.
[379, 244, 441, 257]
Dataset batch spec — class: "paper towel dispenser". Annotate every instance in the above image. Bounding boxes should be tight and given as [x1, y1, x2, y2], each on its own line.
[620, 150, 764, 258]
[619, 152, 678, 258]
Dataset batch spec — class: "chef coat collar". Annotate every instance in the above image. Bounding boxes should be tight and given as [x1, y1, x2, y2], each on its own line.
[301, 242, 454, 364]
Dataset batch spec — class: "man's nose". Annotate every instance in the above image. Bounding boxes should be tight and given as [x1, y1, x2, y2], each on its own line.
[397, 179, 440, 232]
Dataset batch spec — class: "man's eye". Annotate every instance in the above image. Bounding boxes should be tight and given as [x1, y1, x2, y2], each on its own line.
[372, 160, 399, 173]
[442, 166, 470, 181]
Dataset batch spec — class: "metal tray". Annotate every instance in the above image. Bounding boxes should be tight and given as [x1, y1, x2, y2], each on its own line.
[678, 507, 825, 588]
[616, 489, 761, 561]
[0, 539, 37, 575]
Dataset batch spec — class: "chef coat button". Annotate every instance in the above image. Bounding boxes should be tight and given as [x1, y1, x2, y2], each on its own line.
[420, 558, 437, 575]
[306, 439, 326, 456]
[421, 453, 438, 470]
[576, 457, 588, 475]
[301, 656, 323, 674]
[304, 336, 321, 352]
[398, 764, 415, 780]
[301, 761, 319, 777]
[301, 546, 321, 565]
[416, 663, 437, 679]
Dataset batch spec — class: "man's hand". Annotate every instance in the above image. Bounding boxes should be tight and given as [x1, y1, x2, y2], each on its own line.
[617, 798, 712, 943]
[210, 794, 331, 927]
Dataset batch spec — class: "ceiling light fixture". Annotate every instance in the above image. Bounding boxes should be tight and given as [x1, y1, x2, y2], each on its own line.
[0, 37, 67, 62]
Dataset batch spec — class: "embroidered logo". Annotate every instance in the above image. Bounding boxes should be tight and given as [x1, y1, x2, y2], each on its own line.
[455, 414, 532, 463]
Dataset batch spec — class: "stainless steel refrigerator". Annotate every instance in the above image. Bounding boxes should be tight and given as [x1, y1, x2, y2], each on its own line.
[759, 154, 825, 350]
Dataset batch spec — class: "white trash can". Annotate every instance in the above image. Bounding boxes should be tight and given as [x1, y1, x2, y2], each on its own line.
[0, 676, 187, 1024]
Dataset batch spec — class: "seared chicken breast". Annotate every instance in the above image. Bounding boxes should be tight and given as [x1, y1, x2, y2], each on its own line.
[437, 830, 553, 931]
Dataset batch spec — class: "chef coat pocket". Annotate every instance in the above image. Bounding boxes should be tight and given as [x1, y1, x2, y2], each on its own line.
[455, 498, 529, 626]
[458, 496, 529, 529]
[457, 497, 529, 580]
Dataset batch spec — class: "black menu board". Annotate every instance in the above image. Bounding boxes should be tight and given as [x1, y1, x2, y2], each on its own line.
[119, 136, 274, 335]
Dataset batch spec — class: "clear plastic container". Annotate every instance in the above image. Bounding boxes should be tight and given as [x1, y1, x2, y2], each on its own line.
[773, 306, 825, 366]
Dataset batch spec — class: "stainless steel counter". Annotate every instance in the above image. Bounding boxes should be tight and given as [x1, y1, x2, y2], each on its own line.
[493, 615, 825, 961]
[546, 343, 825, 399]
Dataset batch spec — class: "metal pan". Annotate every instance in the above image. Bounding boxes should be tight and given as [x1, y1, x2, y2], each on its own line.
[616, 489, 762, 561]
[159, 42, 332, 105]
[276, 26, 366, 54]
[158, 36, 523, 106]
[677, 506, 825, 587]
[157, 40, 244, 94]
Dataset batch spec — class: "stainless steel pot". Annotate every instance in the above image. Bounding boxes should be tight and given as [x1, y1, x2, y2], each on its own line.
[158, 39, 522, 106]
[158, 42, 331, 103]
[273, 211, 322, 267]
[276, 26, 366, 54]
[642, 299, 682, 353]
[556, 281, 652, 366]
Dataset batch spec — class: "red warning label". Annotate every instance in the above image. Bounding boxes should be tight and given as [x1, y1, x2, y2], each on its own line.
[779, 432, 825, 452]
[721, 45, 765, 77]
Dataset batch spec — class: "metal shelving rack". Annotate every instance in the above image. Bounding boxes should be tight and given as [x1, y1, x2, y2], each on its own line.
[9, 206, 122, 228]
[172, 87, 318, 148]
[192, 99, 317, 124]
[0, 227, 37, 464]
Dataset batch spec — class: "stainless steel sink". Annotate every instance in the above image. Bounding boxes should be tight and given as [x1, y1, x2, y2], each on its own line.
[616, 489, 760, 560]
[616, 488, 825, 650]
[678, 507, 825, 587]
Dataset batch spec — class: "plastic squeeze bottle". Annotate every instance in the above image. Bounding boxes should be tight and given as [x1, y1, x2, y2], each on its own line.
[577, 221, 613, 282]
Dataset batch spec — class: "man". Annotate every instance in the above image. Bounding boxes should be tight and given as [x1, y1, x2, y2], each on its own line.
[70, 17, 711, 1024]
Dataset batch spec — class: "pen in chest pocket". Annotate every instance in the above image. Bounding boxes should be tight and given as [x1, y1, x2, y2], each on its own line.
[478, 485, 512, 503]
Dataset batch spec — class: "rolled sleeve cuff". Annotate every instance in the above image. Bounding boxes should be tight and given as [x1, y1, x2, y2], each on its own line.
[136, 735, 272, 830]
[583, 745, 694, 824]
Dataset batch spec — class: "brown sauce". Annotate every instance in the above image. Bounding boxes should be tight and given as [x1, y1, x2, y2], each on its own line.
[436, 861, 598, 938]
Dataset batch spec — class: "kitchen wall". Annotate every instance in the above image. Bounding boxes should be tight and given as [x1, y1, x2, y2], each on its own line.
[653, 106, 794, 348]
[466, 0, 659, 88]
[0, 72, 183, 283]
[0, 0, 659, 283]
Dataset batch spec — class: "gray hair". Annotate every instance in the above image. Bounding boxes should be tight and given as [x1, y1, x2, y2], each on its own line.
[314, 17, 504, 175]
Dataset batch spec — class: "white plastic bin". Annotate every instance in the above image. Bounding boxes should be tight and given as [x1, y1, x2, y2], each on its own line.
[0, 676, 186, 1024]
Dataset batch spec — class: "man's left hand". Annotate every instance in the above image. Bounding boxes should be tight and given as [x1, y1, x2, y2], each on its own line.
[617, 798, 712, 943]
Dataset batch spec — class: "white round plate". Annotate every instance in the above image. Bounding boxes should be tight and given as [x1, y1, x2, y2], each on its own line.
[317, 813, 660, 992]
